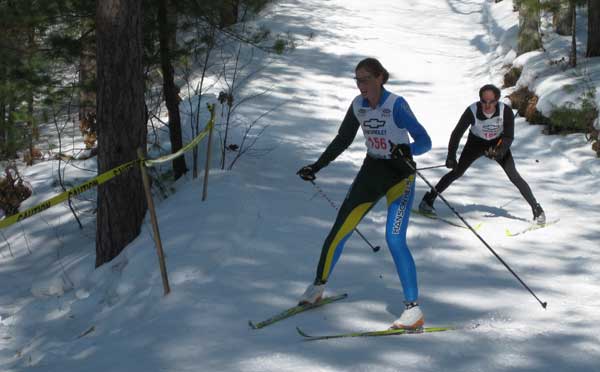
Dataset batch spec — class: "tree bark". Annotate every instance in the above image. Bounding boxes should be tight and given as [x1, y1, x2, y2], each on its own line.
[518, 0, 543, 55]
[553, 0, 573, 36]
[219, 0, 239, 28]
[587, 0, 600, 57]
[570, 1, 577, 66]
[27, 27, 36, 161]
[158, 0, 187, 179]
[79, 16, 96, 124]
[95, 0, 147, 267]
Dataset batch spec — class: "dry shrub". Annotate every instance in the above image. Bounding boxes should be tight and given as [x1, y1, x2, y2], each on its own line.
[524, 95, 549, 124]
[0, 165, 32, 216]
[507, 87, 549, 125]
[79, 112, 97, 149]
[507, 87, 534, 117]
[22, 147, 43, 166]
[503, 66, 522, 88]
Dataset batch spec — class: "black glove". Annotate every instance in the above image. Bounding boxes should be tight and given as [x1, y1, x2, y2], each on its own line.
[484, 146, 496, 159]
[296, 164, 317, 181]
[445, 156, 457, 170]
[494, 143, 508, 161]
[389, 141, 412, 160]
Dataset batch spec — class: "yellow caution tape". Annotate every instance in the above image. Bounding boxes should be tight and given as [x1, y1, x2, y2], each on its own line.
[145, 105, 216, 167]
[0, 159, 140, 230]
[0, 104, 216, 230]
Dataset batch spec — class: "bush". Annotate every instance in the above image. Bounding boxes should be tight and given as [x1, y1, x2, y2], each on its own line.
[503, 66, 522, 88]
[508, 87, 534, 117]
[508, 87, 549, 124]
[592, 139, 600, 157]
[546, 96, 598, 135]
[0, 164, 32, 216]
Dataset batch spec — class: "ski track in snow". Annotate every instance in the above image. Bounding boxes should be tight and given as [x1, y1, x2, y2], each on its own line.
[1, 0, 599, 371]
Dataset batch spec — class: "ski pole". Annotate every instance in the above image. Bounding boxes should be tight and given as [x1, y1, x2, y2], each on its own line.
[310, 180, 381, 253]
[417, 164, 446, 171]
[401, 156, 547, 309]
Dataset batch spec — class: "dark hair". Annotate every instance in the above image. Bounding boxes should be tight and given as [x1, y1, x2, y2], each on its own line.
[356, 58, 389, 85]
[479, 84, 501, 100]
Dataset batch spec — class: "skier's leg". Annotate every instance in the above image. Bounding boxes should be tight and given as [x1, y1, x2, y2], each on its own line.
[314, 158, 382, 284]
[385, 175, 417, 301]
[497, 150, 538, 208]
[385, 175, 426, 329]
[497, 150, 544, 221]
[423, 139, 483, 205]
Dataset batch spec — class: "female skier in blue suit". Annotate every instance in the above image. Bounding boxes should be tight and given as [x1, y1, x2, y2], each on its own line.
[297, 58, 431, 329]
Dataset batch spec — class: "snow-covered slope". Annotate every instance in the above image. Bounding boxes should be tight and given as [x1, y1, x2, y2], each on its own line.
[1, 1, 599, 371]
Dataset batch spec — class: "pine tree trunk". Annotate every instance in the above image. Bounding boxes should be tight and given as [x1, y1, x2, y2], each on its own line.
[95, 0, 147, 267]
[219, 0, 239, 27]
[0, 101, 5, 155]
[570, 1, 577, 66]
[587, 0, 600, 57]
[518, 0, 543, 55]
[6, 100, 17, 159]
[27, 27, 35, 160]
[553, 0, 573, 36]
[79, 16, 96, 124]
[158, 0, 186, 180]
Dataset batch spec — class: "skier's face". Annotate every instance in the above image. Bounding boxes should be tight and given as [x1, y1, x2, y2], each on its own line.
[480, 90, 498, 115]
[355, 68, 383, 107]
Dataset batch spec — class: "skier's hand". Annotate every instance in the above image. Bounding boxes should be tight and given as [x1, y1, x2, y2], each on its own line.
[445, 157, 457, 170]
[389, 142, 411, 160]
[494, 143, 508, 161]
[484, 146, 496, 159]
[297, 165, 317, 181]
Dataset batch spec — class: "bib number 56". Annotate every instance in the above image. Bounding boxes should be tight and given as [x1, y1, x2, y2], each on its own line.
[368, 137, 387, 150]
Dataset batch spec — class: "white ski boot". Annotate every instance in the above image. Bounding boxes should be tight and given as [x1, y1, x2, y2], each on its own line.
[533, 204, 546, 225]
[391, 302, 424, 330]
[419, 192, 435, 215]
[298, 283, 325, 306]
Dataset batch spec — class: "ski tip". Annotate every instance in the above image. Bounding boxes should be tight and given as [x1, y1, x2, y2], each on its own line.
[296, 326, 311, 337]
[469, 322, 481, 330]
[248, 320, 259, 330]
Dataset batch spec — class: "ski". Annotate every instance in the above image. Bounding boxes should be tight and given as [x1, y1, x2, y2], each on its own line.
[412, 209, 482, 230]
[249, 293, 348, 329]
[505, 219, 559, 237]
[296, 324, 475, 341]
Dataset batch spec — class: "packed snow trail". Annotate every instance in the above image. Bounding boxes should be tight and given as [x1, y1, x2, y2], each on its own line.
[1, 1, 599, 371]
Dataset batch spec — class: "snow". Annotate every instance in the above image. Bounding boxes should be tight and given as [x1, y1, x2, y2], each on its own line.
[1, 0, 600, 371]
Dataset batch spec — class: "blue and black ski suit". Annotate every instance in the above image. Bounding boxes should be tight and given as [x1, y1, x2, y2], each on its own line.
[309, 89, 431, 303]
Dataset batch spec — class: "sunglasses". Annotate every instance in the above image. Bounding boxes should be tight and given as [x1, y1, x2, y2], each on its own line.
[480, 99, 497, 105]
[354, 75, 373, 85]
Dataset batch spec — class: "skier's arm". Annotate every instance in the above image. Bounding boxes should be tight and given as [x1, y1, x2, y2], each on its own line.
[393, 97, 431, 155]
[447, 108, 473, 160]
[311, 104, 360, 171]
[496, 105, 514, 156]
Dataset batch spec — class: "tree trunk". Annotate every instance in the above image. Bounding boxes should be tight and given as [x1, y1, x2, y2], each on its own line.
[553, 0, 573, 35]
[79, 16, 96, 124]
[570, 1, 577, 66]
[158, 0, 186, 180]
[27, 27, 36, 161]
[5, 100, 17, 159]
[518, 0, 543, 55]
[95, 0, 147, 267]
[0, 101, 5, 155]
[219, 0, 239, 28]
[587, 0, 600, 57]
